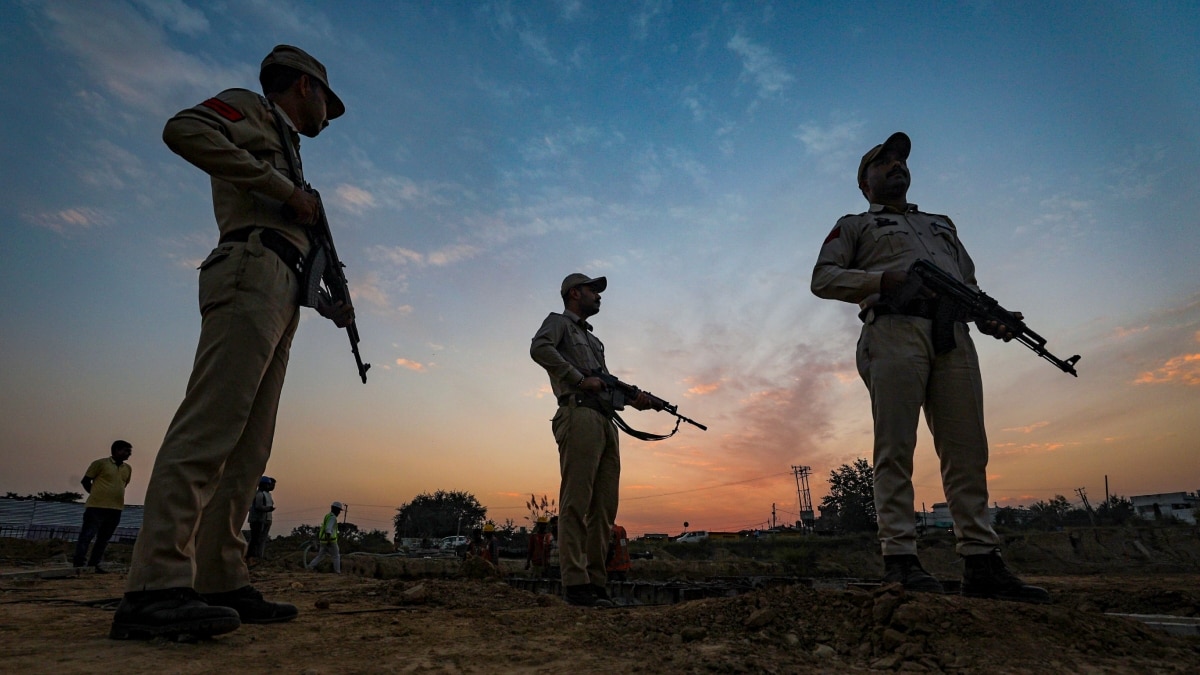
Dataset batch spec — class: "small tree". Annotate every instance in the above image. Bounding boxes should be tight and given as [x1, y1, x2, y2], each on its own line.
[393, 490, 487, 541]
[1095, 495, 1136, 525]
[820, 458, 877, 533]
[1028, 495, 1072, 529]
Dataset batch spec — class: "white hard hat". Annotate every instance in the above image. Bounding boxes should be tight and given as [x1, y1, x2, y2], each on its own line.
[331, 501, 344, 510]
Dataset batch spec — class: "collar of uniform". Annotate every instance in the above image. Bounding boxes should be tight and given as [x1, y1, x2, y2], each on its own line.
[562, 309, 592, 331]
[268, 100, 300, 137]
[868, 202, 918, 214]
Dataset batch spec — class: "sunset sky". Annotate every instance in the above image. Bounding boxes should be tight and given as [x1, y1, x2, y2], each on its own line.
[2, 1, 1197, 539]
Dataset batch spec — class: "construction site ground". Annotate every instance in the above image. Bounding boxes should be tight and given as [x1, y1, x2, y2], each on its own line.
[2, 526, 1199, 673]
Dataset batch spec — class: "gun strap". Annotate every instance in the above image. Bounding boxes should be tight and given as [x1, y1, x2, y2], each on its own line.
[612, 412, 681, 442]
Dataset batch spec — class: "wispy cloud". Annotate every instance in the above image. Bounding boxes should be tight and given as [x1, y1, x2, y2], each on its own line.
[394, 358, 427, 372]
[35, 1, 252, 118]
[794, 117, 866, 174]
[368, 243, 483, 268]
[1134, 353, 1200, 385]
[727, 29, 793, 100]
[1001, 421, 1050, 434]
[23, 207, 108, 234]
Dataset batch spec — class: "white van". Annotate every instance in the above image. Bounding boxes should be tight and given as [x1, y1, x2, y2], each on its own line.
[675, 530, 709, 544]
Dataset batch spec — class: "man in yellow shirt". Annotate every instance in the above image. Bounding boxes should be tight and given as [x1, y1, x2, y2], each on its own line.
[74, 440, 133, 573]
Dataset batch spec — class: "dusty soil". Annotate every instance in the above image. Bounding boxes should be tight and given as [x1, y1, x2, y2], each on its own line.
[2, 528, 1199, 674]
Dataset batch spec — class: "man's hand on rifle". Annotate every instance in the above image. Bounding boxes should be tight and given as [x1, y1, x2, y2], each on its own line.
[317, 299, 355, 328]
[285, 186, 321, 225]
[579, 376, 605, 394]
[977, 312, 1023, 342]
[629, 391, 654, 411]
[880, 270, 908, 294]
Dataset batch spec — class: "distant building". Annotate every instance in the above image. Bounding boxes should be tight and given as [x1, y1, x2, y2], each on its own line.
[918, 502, 1031, 529]
[1130, 491, 1199, 525]
[0, 498, 143, 543]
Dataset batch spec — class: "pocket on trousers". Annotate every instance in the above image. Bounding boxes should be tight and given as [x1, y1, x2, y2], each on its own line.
[551, 407, 569, 446]
[198, 245, 243, 314]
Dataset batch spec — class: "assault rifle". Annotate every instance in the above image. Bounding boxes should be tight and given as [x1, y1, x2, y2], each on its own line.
[590, 370, 707, 440]
[299, 189, 371, 384]
[892, 259, 1080, 376]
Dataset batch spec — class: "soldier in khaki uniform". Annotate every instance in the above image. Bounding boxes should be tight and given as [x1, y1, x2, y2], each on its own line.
[811, 132, 1049, 604]
[530, 274, 649, 607]
[111, 45, 355, 640]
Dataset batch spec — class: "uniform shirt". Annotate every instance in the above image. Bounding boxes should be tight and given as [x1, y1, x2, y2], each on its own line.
[811, 203, 980, 310]
[83, 457, 132, 510]
[530, 310, 609, 399]
[162, 88, 310, 255]
[249, 489, 274, 523]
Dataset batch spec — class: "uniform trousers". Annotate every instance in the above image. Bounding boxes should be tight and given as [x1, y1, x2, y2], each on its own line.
[127, 232, 300, 594]
[553, 403, 620, 587]
[856, 314, 1000, 556]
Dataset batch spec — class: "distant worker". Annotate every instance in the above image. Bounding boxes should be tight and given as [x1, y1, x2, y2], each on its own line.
[308, 502, 343, 573]
[246, 476, 276, 563]
[811, 131, 1050, 604]
[481, 523, 500, 564]
[530, 273, 652, 607]
[111, 45, 350, 641]
[74, 440, 134, 573]
[605, 523, 631, 582]
[526, 516, 553, 578]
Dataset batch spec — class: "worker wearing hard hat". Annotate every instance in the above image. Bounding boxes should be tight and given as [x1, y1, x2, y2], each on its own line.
[526, 516, 554, 578]
[307, 501, 343, 573]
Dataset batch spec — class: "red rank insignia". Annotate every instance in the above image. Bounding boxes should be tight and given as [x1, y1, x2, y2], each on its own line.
[200, 97, 245, 122]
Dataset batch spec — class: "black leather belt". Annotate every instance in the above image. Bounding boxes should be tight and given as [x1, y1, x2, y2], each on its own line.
[557, 393, 609, 414]
[862, 298, 938, 322]
[219, 227, 304, 276]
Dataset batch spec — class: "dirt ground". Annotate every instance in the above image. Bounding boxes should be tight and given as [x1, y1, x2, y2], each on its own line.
[2, 528, 1199, 674]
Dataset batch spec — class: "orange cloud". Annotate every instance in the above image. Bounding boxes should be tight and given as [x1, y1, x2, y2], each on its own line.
[1111, 325, 1150, 339]
[395, 358, 426, 371]
[1001, 421, 1050, 434]
[687, 382, 720, 396]
[1134, 353, 1200, 385]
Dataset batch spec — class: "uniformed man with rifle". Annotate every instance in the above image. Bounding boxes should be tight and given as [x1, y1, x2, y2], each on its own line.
[812, 132, 1067, 604]
[112, 45, 365, 641]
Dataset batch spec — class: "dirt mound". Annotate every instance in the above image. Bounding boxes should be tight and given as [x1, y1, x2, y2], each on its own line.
[2, 528, 1199, 673]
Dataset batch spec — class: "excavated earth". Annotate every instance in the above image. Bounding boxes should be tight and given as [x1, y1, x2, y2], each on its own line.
[1, 527, 1199, 673]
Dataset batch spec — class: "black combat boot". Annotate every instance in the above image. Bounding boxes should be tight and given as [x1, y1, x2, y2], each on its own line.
[109, 587, 241, 640]
[961, 549, 1051, 604]
[882, 554, 945, 594]
[564, 584, 613, 607]
[201, 585, 299, 624]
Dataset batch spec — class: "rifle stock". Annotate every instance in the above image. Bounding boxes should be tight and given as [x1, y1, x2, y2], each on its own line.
[897, 259, 1080, 376]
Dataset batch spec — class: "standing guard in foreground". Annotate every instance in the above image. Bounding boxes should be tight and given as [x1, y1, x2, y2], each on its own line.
[112, 45, 357, 640]
[530, 274, 653, 607]
[811, 132, 1051, 604]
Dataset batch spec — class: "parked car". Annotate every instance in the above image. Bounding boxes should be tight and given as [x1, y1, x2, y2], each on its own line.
[440, 535, 468, 550]
[674, 530, 709, 544]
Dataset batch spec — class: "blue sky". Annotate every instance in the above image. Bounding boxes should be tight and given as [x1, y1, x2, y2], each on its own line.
[2, 1, 1197, 537]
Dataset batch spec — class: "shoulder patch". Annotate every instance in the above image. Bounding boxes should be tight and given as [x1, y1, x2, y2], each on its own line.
[200, 97, 245, 122]
[822, 225, 841, 245]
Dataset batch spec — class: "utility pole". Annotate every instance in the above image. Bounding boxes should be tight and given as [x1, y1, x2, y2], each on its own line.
[1075, 487, 1096, 526]
[791, 465, 814, 531]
